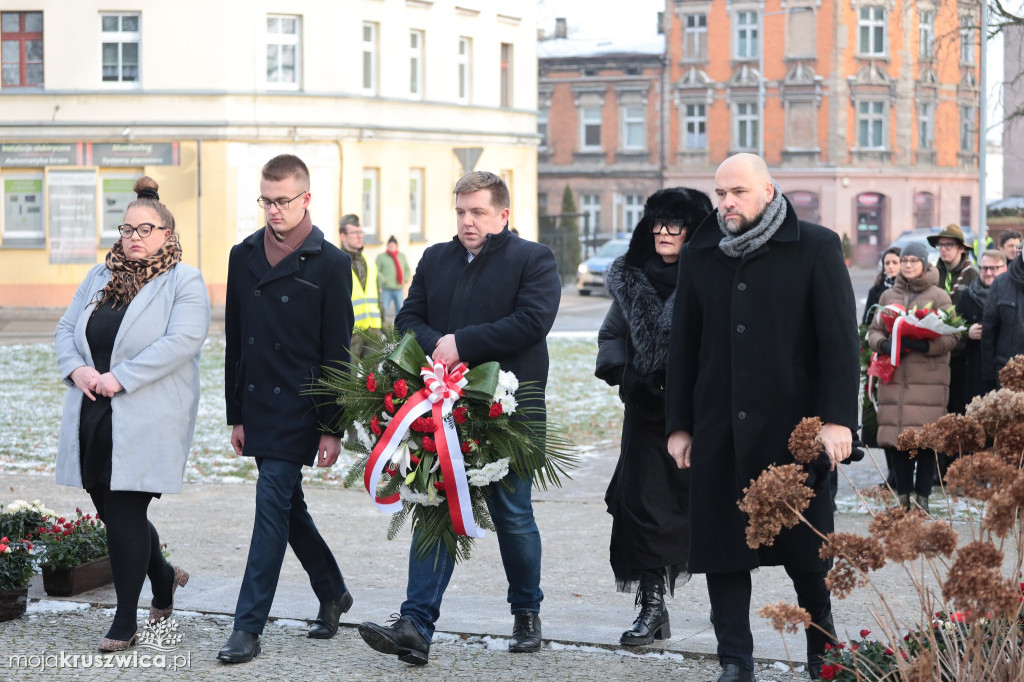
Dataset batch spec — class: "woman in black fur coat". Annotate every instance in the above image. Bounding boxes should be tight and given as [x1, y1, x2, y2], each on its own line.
[595, 187, 713, 646]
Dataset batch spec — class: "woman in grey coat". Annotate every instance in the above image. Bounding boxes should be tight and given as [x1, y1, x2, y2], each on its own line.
[54, 177, 210, 651]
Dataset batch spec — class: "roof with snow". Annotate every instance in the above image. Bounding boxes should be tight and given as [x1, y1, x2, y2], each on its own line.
[537, 35, 665, 59]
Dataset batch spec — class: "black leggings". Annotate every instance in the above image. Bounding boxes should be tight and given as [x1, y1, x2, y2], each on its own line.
[886, 446, 936, 497]
[88, 488, 174, 641]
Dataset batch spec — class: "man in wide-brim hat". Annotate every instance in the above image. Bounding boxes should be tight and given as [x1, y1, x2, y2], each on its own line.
[927, 224, 977, 307]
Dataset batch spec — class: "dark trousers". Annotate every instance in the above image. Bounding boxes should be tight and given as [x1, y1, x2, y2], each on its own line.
[233, 457, 345, 634]
[887, 446, 936, 497]
[707, 567, 831, 671]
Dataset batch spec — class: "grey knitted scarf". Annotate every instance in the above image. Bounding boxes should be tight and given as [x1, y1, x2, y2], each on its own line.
[717, 181, 786, 257]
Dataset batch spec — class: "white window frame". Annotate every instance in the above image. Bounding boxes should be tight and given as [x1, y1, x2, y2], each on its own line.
[500, 42, 513, 108]
[538, 107, 549, 148]
[618, 193, 645, 231]
[683, 14, 707, 61]
[1, 171, 46, 246]
[458, 36, 472, 104]
[918, 102, 934, 149]
[857, 100, 886, 149]
[100, 12, 140, 87]
[581, 193, 601, 234]
[621, 104, 646, 151]
[362, 168, 380, 241]
[409, 29, 424, 100]
[409, 168, 424, 239]
[362, 22, 378, 95]
[734, 102, 759, 151]
[684, 103, 707, 150]
[734, 11, 759, 60]
[960, 106, 975, 153]
[919, 10, 934, 59]
[266, 14, 301, 90]
[960, 16, 975, 65]
[580, 106, 602, 150]
[858, 6, 886, 57]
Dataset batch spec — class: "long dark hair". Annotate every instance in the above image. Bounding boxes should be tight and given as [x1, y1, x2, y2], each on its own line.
[874, 246, 901, 287]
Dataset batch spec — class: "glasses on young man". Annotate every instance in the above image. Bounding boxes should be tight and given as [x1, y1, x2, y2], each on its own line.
[256, 191, 306, 210]
[118, 223, 168, 239]
[650, 220, 686, 235]
[936, 241, 960, 250]
[980, 265, 1007, 273]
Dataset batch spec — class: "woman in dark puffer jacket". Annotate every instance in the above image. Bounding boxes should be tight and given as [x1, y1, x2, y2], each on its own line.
[595, 187, 712, 646]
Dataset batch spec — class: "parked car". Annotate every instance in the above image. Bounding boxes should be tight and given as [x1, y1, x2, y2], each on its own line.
[576, 239, 629, 296]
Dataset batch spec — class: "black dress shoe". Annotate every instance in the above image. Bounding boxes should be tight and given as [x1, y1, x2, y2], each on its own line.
[508, 613, 542, 653]
[716, 663, 756, 682]
[358, 616, 430, 665]
[217, 630, 261, 664]
[308, 590, 354, 639]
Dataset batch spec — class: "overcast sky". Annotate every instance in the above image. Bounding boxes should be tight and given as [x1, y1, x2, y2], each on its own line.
[537, 0, 664, 41]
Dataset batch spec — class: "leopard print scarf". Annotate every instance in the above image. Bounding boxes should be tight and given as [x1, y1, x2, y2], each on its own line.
[94, 233, 182, 310]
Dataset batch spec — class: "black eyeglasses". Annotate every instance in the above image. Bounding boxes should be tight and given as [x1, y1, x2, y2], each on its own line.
[256, 191, 306, 210]
[650, 220, 686, 235]
[118, 223, 167, 239]
[980, 265, 1006, 273]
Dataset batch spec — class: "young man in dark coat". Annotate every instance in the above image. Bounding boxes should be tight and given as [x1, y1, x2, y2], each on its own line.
[955, 250, 1006, 404]
[665, 153, 860, 682]
[218, 154, 355, 663]
[358, 171, 561, 665]
[982, 251, 1024, 389]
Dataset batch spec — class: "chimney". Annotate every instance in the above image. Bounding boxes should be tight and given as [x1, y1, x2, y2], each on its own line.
[555, 17, 567, 39]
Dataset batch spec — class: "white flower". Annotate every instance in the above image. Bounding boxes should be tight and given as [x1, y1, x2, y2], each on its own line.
[499, 394, 518, 416]
[390, 440, 417, 477]
[400, 484, 444, 506]
[497, 371, 519, 394]
[467, 458, 510, 486]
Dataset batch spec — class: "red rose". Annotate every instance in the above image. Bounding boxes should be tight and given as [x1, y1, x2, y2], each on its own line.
[422, 436, 437, 453]
[75, 508, 81, 514]
[820, 664, 837, 681]
[0, 544, 7, 552]
[453, 406, 468, 424]
[63, 529, 72, 536]
[851, 643, 858, 651]
[860, 629, 871, 638]
[461, 442, 472, 453]
[488, 403, 503, 418]
[384, 393, 395, 413]
[884, 647, 894, 656]
[25, 542, 32, 550]
[394, 379, 408, 398]
[824, 643, 832, 651]
[58, 517, 66, 524]
[366, 373, 377, 392]
[370, 415, 382, 436]
[0, 537, 7, 543]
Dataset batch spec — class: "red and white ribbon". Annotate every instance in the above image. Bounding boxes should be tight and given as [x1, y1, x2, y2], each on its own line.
[362, 358, 486, 538]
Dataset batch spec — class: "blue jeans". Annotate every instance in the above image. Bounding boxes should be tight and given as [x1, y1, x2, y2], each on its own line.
[400, 472, 543, 642]
[380, 288, 403, 322]
[234, 457, 345, 634]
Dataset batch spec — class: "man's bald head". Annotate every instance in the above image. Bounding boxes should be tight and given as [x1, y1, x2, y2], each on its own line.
[714, 153, 775, 235]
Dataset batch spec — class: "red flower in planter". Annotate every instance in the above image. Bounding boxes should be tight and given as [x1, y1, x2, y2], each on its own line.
[860, 629, 871, 638]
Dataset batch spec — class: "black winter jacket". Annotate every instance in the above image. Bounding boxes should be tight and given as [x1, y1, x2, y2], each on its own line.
[981, 259, 1024, 385]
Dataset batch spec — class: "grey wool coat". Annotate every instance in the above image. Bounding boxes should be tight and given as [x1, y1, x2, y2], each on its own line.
[54, 263, 210, 493]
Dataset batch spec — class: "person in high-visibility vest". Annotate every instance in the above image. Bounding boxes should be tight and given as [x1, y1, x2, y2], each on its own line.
[339, 214, 382, 361]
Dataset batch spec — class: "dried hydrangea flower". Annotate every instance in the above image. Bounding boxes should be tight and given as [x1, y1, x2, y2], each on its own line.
[758, 601, 811, 634]
[997, 355, 1024, 392]
[944, 451, 1015, 503]
[868, 506, 929, 563]
[897, 427, 926, 458]
[922, 414, 986, 457]
[819, 533, 885, 599]
[739, 464, 814, 549]
[860, 484, 893, 504]
[903, 649, 935, 682]
[993, 423, 1024, 467]
[911, 521, 957, 559]
[788, 416, 823, 464]
[965, 389, 1024, 436]
[983, 471, 1024, 538]
[942, 540, 1020, 620]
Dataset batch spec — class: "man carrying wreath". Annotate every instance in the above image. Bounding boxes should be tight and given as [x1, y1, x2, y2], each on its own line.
[358, 171, 561, 665]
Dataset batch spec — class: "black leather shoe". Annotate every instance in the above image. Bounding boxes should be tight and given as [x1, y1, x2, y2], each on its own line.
[716, 663, 756, 682]
[358, 616, 430, 665]
[508, 613, 542, 653]
[308, 590, 354, 639]
[621, 582, 670, 646]
[217, 630, 261, 664]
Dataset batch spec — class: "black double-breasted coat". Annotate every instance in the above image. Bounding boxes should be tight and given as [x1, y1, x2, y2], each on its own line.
[664, 199, 860, 574]
[224, 224, 353, 464]
[395, 228, 561, 408]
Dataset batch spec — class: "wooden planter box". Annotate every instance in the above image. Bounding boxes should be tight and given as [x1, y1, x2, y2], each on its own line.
[0, 586, 29, 621]
[42, 555, 113, 597]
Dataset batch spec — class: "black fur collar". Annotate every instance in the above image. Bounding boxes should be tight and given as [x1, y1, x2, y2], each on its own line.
[604, 255, 675, 375]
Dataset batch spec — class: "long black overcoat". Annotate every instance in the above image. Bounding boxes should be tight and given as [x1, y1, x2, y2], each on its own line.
[224, 224, 353, 464]
[664, 199, 860, 573]
[395, 228, 561, 416]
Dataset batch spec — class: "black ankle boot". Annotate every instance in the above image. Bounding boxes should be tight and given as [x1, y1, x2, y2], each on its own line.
[620, 581, 670, 646]
[806, 611, 839, 680]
